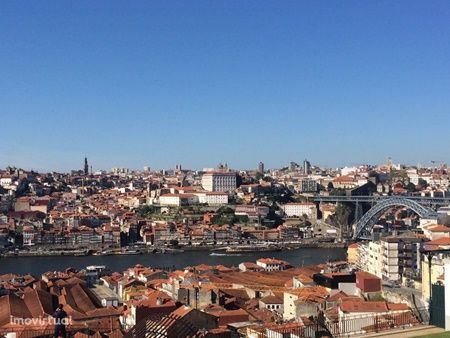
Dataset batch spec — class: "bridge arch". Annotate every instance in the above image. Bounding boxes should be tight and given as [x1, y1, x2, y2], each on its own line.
[354, 197, 435, 239]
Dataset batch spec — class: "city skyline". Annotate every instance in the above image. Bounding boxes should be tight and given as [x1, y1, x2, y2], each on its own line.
[1, 1, 450, 171]
[0, 155, 447, 174]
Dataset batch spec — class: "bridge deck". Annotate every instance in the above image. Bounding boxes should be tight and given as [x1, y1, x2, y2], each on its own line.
[313, 195, 450, 205]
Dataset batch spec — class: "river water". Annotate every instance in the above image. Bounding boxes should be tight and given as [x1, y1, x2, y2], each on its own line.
[0, 247, 346, 276]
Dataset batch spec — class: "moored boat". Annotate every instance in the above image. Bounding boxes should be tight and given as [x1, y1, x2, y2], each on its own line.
[225, 244, 281, 253]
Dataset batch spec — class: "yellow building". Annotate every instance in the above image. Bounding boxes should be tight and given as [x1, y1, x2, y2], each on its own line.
[122, 285, 148, 301]
[347, 243, 359, 265]
[421, 255, 445, 302]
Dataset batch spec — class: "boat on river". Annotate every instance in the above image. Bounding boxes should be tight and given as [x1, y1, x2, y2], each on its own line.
[225, 244, 282, 253]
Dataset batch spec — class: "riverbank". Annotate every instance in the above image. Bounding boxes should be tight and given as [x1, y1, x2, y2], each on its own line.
[0, 241, 347, 258]
[0, 247, 347, 276]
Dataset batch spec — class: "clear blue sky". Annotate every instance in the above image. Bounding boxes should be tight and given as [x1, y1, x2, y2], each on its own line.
[1, 1, 450, 172]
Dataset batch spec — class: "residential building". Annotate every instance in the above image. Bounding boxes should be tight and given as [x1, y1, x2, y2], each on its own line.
[357, 241, 382, 278]
[358, 233, 423, 282]
[235, 205, 269, 218]
[347, 243, 359, 265]
[259, 295, 283, 314]
[381, 233, 423, 282]
[298, 178, 318, 193]
[256, 258, 289, 271]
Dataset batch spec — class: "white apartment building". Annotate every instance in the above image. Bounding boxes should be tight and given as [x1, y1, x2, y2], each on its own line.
[282, 202, 317, 219]
[407, 169, 419, 185]
[194, 192, 228, 205]
[159, 194, 198, 206]
[0, 176, 12, 188]
[358, 233, 423, 282]
[357, 241, 383, 278]
[201, 172, 237, 192]
[381, 234, 422, 281]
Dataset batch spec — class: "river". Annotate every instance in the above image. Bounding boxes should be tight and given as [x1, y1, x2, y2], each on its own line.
[0, 247, 346, 276]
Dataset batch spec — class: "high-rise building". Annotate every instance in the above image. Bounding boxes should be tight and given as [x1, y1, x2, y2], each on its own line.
[303, 159, 311, 175]
[84, 157, 89, 175]
[257, 161, 265, 174]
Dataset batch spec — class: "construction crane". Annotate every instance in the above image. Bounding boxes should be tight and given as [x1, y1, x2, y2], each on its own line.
[431, 160, 446, 171]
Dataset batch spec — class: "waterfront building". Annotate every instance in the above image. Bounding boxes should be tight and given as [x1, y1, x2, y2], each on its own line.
[282, 202, 317, 219]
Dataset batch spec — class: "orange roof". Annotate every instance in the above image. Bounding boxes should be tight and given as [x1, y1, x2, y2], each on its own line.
[170, 305, 193, 318]
[285, 202, 315, 206]
[427, 224, 450, 232]
[426, 237, 450, 245]
[257, 258, 289, 265]
[387, 303, 409, 311]
[340, 299, 388, 313]
[356, 271, 380, 280]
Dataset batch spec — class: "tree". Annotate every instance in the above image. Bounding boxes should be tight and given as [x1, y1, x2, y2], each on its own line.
[137, 205, 157, 217]
[330, 188, 347, 196]
[328, 204, 351, 228]
[293, 195, 309, 202]
[406, 182, 416, 192]
[389, 169, 408, 185]
[217, 206, 234, 215]
[418, 178, 429, 189]
[336, 204, 351, 225]
[262, 176, 274, 183]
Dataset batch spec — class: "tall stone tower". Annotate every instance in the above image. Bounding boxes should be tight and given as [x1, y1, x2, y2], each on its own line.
[84, 157, 89, 175]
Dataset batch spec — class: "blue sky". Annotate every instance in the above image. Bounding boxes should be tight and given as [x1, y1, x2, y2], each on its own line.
[1, 1, 450, 172]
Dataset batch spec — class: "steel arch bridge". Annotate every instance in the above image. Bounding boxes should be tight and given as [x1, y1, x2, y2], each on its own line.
[353, 197, 436, 239]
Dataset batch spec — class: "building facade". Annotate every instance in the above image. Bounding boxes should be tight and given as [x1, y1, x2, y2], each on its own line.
[282, 202, 317, 219]
[201, 172, 237, 192]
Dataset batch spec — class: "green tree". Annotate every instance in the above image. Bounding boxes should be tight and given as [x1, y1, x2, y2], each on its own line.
[389, 169, 408, 184]
[418, 178, 429, 189]
[330, 188, 347, 196]
[406, 182, 416, 192]
[137, 205, 157, 217]
[328, 204, 351, 228]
